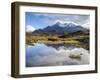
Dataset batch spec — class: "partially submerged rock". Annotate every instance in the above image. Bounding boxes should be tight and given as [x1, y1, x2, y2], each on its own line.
[69, 53, 83, 59]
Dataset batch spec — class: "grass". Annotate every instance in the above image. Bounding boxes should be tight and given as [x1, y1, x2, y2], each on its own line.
[26, 33, 89, 50]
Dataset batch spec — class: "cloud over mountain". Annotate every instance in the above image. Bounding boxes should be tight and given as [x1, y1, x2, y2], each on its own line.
[26, 12, 90, 30]
[26, 25, 35, 32]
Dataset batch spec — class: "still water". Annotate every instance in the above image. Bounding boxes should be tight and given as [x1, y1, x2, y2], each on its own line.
[26, 43, 89, 67]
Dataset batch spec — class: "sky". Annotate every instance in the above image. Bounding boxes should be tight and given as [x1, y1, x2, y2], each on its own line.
[25, 12, 90, 32]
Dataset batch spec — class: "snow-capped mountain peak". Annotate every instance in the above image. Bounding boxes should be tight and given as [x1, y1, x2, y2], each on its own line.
[33, 20, 89, 34]
[53, 20, 80, 27]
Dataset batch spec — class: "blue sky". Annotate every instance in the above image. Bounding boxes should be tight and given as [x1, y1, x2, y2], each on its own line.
[25, 12, 89, 32]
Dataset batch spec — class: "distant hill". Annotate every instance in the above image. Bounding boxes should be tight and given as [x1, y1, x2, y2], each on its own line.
[32, 21, 89, 34]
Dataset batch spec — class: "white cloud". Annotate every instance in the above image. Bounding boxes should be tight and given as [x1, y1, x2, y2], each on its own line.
[26, 25, 35, 32]
[82, 22, 90, 29]
[26, 44, 89, 67]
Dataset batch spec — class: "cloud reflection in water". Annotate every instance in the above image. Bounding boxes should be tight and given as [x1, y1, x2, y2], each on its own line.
[26, 43, 89, 67]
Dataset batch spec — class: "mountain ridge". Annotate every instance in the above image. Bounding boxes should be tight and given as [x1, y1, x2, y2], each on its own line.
[32, 21, 89, 34]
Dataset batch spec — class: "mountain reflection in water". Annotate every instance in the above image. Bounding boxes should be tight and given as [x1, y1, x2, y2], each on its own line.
[26, 43, 89, 67]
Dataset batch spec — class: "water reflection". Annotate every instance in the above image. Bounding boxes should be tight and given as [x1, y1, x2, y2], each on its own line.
[26, 43, 89, 67]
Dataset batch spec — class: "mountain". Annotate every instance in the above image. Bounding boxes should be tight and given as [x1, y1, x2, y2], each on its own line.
[33, 21, 89, 34]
